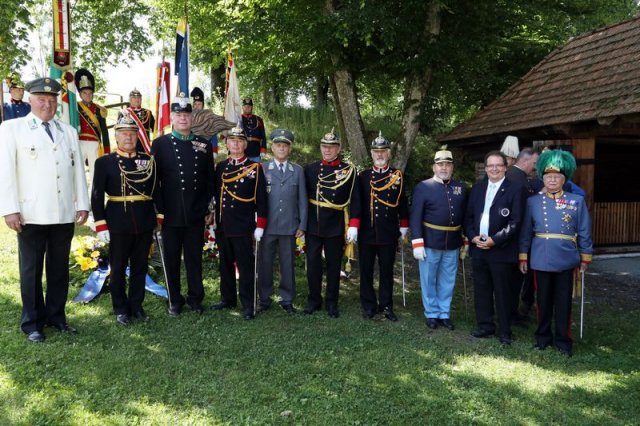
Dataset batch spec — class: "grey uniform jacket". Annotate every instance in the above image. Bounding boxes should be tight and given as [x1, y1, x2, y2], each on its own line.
[264, 160, 308, 235]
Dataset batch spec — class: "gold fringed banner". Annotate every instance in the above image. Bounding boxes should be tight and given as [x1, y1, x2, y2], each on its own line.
[52, 0, 72, 70]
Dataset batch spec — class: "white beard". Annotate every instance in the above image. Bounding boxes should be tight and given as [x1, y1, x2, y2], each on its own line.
[374, 159, 387, 167]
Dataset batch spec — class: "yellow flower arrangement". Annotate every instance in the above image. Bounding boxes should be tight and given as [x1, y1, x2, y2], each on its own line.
[71, 235, 108, 271]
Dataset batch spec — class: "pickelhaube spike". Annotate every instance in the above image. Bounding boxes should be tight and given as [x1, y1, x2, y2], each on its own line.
[114, 110, 139, 131]
[228, 120, 247, 140]
[371, 130, 391, 149]
[434, 144, 453, 163]
[320, 127, 340, 145]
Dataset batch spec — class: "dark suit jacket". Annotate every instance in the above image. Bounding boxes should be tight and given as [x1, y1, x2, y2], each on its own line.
[463, 178, 525, 263]
[151, 133, 215, 226]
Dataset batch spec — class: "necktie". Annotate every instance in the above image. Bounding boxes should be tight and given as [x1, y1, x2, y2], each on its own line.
[279, 163, 285, 175]
[479, 183, 496, 236]
[42, 122, 54, 142]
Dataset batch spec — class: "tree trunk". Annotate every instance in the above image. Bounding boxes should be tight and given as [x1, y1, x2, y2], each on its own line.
[210, 63, 226, 100]
[328, 75, 346, 143]
[324, 0, 368, 164]
[392, 2, 442, 171]
[261, 84, 278, 115]
[316, 75, 329, 107]
[330, 66, 368, 164]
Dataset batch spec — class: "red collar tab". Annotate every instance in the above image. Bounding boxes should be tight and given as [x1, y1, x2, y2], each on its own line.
[321, 159, 341, 166]
[373, 165, 389, 173]
[229, 156, 247, 166]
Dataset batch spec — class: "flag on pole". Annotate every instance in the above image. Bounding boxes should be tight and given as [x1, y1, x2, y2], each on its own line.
[52, 0, 71, 70]
[156, 61, 171, 136]
[223, 49, 242, 124]
[50, 0, 78, 129]
[50, 68, 80, 130]
[175, 17, 189, 96]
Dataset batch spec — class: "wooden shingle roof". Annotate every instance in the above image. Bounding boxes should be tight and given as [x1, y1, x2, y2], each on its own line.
[439, 15, 640, 143]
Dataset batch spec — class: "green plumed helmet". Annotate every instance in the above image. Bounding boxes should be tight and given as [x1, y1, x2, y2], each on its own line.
[536, 149, 576, 180]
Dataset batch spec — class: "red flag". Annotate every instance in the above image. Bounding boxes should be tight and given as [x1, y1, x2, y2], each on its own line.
[156, 61, 171, 136]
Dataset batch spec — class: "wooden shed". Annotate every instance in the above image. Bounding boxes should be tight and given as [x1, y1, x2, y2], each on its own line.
[438, 16, 640, 248]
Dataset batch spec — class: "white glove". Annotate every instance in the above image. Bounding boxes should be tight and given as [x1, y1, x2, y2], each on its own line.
[254, 227, 264, 241]
[97, 230, 110, 243]
[400, 227, 409, 239]
[413, 247, 426, 261]
[346, 227, 358, 243]
[209, 224, 216, 234]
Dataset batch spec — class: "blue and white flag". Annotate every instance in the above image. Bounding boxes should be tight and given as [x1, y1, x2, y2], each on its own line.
[175, 17, 189, 96]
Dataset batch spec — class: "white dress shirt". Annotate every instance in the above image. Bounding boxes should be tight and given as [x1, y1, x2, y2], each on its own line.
[479, 177, 505, 236]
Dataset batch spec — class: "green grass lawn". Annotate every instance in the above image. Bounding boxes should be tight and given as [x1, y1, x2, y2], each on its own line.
[0, 225, 638, 425]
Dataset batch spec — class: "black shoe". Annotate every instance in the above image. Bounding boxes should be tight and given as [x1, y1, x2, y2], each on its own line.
[471, 329, 495, 338]
[257, 304, 270, 313]
[243, 310, 255, 320]
[303, 304, 321, 315]
[26, 331, 45, 343]
[48, 322, 77, 334]
[362, 309, 376, 319]
[116, 314, 130, 326]
[533, 343, 549, 351]
[281, 304, 296, 314]
[132, 310, 149, 322]
[499, 334, 513, 345]
[439, 319, 455, 330]
[210, 301, 236, 311]
[426, 318, 438, 329]
[383, 307, 398, 322]
[188, 304, 204, 314]
[167, 305, 182, 317]
[327, 305, 339, 318]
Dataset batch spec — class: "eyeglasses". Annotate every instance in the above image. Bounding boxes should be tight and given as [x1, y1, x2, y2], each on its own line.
[485, 164, 505, 169]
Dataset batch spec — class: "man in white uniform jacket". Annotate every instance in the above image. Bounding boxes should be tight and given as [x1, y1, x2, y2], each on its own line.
[0, 77, 89, 343]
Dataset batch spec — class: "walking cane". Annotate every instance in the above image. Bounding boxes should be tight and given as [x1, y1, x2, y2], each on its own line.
[154, 230, 173, 310]
[401, 237, 406, 308]
[461, 257, 469, 320]
[254, 240, 259, 316]
[580, 269, 585, 339]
